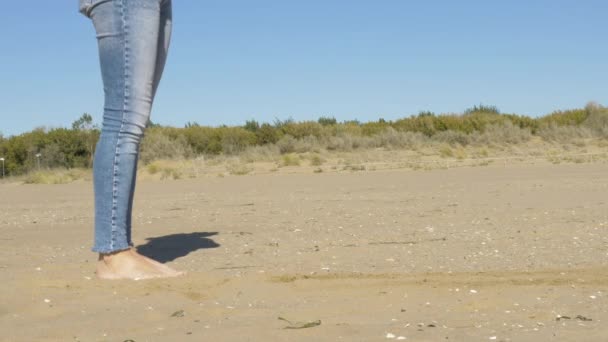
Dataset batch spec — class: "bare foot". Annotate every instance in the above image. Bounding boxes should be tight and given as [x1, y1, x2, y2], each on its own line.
[96, 248, 184, 280]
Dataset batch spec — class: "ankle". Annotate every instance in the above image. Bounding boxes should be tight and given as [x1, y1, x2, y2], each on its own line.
[98, 248, 132, 262]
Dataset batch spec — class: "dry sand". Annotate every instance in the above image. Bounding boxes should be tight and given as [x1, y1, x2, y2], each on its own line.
[1, 162, 608, 341]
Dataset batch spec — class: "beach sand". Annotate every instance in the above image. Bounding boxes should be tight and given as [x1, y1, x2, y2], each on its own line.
[1, 163, 608, 341]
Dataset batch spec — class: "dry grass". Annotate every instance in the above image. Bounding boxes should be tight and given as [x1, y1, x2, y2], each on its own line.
[308, 154, 325, 166]
[240, 145, 280, 163]
[227, 162, 253, 176]
[145, 160, 184, 180]
[280, 154, 301, 167]
[7, 135, 608, 184]
[22, 168, 90, 184]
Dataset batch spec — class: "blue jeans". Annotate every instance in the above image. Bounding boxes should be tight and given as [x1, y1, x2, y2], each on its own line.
[80, 0, 172, 253]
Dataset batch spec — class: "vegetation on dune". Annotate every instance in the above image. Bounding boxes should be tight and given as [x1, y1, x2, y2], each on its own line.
[1, 103, 608, 178]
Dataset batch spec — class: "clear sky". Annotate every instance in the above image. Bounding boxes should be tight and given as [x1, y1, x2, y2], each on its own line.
[0, 0, 606, 136]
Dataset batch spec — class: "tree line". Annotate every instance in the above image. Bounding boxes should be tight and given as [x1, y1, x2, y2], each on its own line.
[1, 104, 606, 176]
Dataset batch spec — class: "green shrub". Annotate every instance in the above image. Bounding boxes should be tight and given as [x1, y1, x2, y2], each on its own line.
[318, 116, 337, 126]
[140, 128, 192, 164]
[540, 108, 588, 126]
[281, 154, 300, 166]
[361, 121, 391, 136]
[182, 126, 222, 154]
[393, 114, 436, 136]
[181, 125, 255, 155]
[281, 121, 324, 139]
[243, 119, 260, 132]
[219, 127, 257, 155]
[256, 123, 280, 144]
[465, 104, 500, 114]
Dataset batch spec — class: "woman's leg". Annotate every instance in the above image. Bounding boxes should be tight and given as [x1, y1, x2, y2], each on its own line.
[153, 0, 173, 99]
[125, 0, 173, 243]
[87, 0, 181, 279]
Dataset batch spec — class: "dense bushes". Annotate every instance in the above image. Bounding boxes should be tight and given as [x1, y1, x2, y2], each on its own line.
[1, 103, 607, 176]
[0, 127, 96, 175]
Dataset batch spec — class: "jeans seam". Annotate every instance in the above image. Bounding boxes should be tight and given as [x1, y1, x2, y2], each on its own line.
[109, 0, 130, 251]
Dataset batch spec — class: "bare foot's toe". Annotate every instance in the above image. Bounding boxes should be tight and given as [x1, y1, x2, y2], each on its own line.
[96, 248, 184, 280]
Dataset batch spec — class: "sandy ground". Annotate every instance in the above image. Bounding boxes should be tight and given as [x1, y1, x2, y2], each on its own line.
[1, 162, 608, 341]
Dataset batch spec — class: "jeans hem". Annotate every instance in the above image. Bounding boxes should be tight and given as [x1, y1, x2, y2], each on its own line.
[92, 244, 132, 254]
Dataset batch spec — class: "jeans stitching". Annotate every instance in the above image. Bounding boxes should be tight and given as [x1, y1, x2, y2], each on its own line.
[109, 0, 130, 251]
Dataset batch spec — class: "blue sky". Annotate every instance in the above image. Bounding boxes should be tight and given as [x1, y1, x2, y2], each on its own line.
[0, 0, 606, 137]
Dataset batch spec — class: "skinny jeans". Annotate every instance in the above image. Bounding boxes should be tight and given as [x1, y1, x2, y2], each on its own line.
[79, 0, 172, 253]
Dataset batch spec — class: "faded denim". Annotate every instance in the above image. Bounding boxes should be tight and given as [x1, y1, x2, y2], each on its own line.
[80, 0, 172, 253]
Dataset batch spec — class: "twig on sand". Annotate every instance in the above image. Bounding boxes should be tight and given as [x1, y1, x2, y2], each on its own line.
[369, 237, 447, 245]
[278, 316, 322, 329]
[214, 265, 261, 270]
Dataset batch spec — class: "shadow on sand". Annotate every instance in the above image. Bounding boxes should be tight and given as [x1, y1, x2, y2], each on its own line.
[136, 232, 220, 263]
